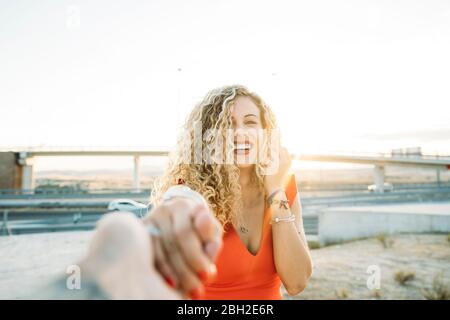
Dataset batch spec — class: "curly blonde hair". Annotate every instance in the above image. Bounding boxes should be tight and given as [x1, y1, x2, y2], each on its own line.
[150, 85, 279, 227]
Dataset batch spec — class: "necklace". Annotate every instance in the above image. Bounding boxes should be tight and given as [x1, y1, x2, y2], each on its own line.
[237, 188, 265, 235]
[239, 226, 249, 234]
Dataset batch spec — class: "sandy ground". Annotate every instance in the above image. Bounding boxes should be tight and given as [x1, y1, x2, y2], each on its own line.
[0, 231, 93, 299]
[0, 232, 449, 300]
[291, 234, 450, 300]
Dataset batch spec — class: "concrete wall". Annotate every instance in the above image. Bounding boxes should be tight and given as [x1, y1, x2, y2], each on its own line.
[318, 207, 450, 245]
[0, 152, 22, 189]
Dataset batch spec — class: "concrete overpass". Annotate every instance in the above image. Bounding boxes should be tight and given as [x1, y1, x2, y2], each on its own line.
[5, 147, 169, 193]
[1, 147, 449, 193]
[295, 153, 450, 169]
[294, 153, 450, 192]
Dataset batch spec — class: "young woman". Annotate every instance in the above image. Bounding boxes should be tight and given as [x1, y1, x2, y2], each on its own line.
[150, 85, 313, 299]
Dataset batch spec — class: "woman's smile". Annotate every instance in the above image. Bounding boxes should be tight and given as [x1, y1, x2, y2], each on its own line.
[233, 142, 253, 156]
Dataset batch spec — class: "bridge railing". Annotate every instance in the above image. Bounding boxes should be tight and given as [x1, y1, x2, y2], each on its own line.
[0, 145, 172, 154]
[304, 150, 450, 160]
[0, 188, 151, 196]
[1, 146, 449, 159]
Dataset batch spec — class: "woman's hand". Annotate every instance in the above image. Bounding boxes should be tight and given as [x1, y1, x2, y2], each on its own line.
[142, 197, 222, 299]
[264, 146, 292, 194]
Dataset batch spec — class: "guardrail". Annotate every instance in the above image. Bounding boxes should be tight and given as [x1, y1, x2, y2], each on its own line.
[0, 203, 150, 236]
[301, 187, 450, 207]
[0, 207, 320, 237]
[2, 187, 450, 236]
[1, 182, 449, 197]
[1, 208, 103, 236]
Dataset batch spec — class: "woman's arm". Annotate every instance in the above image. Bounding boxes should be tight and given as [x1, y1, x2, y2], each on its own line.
[270, 189, 313, 296]
[264, 147, 313, 296]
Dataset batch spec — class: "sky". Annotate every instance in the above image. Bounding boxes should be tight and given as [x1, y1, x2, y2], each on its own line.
[1, 0, 450, 170]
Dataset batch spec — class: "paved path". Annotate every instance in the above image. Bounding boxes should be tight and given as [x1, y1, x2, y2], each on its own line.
[0, 231, 93, 299]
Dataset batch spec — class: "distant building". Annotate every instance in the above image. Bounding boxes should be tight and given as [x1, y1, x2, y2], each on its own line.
[391, 148, 403, 157]
[405, 147, 422, 157]
[0, 152, 23, 189]
[391, 147, 422, 157]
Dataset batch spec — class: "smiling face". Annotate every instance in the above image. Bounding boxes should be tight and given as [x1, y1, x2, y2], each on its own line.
[231, 96, 263, 168]
[153, 85, 279, 226]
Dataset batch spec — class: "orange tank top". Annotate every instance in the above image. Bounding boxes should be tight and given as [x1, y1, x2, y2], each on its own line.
[201, 174, 298, 300]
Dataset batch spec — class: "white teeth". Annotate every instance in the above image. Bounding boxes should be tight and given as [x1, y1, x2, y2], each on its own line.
[234, 143, 251, 150]
[235, 149, 249, 155]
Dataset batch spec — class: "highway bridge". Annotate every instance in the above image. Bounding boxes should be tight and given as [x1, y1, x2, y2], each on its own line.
[1, 146, 449, 193]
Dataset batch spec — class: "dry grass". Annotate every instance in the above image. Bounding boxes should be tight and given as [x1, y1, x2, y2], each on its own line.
[308, 242, 321, 250]
[394, 270, 416, 285]
[447, 234, 450, 243]
[287, 234, 450, 300]
[371, 290, 382, 299]
[376, 233, 394, 248]
[335, 288, 349, 299]
[422, 272, 450, 300]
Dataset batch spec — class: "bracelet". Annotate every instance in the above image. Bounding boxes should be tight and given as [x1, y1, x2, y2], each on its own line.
[270, 213, 296, 225]
[161, 185, 208, 207]
[147, 223, 162, 237]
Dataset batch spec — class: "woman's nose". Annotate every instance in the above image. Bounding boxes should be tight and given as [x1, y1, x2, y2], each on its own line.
[233, 128, 249, 141]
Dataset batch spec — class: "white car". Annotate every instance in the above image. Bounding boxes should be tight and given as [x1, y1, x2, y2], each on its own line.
[368, 182, 394, 192]
[107, 199, 150, 218]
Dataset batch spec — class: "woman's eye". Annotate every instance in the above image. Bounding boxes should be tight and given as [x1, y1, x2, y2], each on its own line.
[245, 121, 257, 125]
